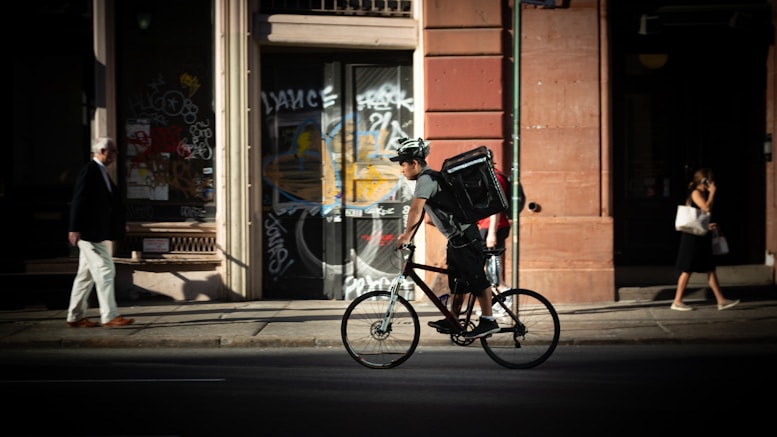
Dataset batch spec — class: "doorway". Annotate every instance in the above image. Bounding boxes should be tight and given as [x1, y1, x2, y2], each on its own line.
[610, 1, 771, 272]
[259, 53, 415, 299]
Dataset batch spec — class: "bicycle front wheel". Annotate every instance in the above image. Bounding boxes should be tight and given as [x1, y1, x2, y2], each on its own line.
[481, 288, 560, 369]
[341, 290, 420, 369]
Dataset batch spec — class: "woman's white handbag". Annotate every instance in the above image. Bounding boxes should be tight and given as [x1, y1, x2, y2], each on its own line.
[674, 205, 710, 236]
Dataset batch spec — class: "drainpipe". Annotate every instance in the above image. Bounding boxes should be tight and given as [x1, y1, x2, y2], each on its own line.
[511, 2, 521, 288]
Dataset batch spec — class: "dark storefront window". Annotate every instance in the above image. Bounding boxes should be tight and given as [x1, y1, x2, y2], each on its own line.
[8, 1, 93, 263]
[116, 0, 215, 223]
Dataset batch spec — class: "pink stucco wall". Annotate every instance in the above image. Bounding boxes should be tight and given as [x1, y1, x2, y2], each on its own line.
[423, 0, 614, 303]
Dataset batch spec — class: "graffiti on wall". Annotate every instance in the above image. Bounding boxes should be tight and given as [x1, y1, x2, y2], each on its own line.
[261, 78, 414, 216]
[261, 63, 417, 299]
[263, 209, 415, 300]
[124, 73, 215, 221]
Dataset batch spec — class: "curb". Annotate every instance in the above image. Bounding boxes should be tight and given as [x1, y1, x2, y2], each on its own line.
[617, 283, 777, 302]
[3, 333, 776, 350]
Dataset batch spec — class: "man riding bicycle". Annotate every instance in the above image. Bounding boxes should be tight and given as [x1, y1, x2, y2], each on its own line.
[392, 137, 500, 339]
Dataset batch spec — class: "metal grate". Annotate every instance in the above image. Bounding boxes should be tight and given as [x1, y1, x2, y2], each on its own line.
[170, 236, 217, 252]
[260, 0, 412, 17]
[120, 235, 217, 254]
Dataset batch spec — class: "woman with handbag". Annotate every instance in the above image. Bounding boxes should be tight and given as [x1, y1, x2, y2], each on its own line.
[671, 169, 739, 311]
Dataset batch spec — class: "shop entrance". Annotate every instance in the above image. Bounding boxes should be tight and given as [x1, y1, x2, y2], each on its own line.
[259, 53, 415, 299]
[610, 1, 771, 270]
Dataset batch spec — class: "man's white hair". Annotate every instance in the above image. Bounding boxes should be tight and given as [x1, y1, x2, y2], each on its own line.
[92, 137, 115, 154]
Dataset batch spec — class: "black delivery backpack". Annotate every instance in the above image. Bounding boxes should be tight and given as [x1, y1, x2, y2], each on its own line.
[438, 146, 508, 224]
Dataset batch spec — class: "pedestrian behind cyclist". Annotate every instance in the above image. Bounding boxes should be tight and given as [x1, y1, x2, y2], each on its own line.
[671, 168, 739, 312]
[478, 149, 511, 292]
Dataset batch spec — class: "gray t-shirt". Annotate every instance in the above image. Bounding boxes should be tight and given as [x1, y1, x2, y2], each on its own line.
[414, 167, 469, 239]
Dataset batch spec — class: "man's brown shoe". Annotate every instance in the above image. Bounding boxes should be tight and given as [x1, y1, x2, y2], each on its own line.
[66, 318, 99, 328]
[102, 316, 135, 327]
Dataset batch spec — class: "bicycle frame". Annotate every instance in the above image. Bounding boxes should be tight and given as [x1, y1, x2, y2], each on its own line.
[393, 244, 488, 335]
[342, 223, 560, 369]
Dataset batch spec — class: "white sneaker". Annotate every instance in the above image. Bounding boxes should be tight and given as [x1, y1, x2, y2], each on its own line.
[718, 299, 740, 311]
[477, 301, 510, 317]
[670, 302, 694, 311]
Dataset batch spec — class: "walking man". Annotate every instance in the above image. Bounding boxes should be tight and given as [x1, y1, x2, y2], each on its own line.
[66, 137, 134, 328]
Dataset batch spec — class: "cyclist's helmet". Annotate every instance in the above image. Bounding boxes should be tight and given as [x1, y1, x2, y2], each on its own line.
[390, 137, 430, 162]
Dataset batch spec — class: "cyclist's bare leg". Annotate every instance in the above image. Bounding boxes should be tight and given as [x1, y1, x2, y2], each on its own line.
[450, 293, 466, 316]
[478, 287, 493, 317]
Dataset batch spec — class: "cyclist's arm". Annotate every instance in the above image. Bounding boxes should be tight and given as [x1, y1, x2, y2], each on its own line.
[396, 197, 427, 249]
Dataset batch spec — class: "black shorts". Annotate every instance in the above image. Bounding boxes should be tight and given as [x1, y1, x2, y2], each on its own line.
[446, 226, 490, 296]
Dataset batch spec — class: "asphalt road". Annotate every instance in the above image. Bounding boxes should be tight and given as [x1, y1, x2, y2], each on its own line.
[3, 343, 775, 436]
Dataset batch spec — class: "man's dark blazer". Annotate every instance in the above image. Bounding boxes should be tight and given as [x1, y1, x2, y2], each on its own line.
[69, 159, 126, 242]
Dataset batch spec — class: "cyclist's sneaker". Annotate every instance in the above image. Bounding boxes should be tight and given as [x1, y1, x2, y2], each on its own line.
[464, 318, 500, 339]
[428, 318, 456, 333]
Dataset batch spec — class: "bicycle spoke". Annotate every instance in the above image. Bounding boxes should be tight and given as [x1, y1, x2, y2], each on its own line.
[341, 291, 420, 369]
[481, 289, 560, 369]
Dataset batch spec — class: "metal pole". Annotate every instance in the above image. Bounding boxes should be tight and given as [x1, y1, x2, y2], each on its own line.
[511, 2, 521, 288]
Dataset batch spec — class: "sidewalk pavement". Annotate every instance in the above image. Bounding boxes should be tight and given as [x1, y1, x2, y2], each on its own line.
[1, 286, 777, 349]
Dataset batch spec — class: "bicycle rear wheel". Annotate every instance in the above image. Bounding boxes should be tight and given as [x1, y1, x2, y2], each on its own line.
[341, 290, 420, 369]
[481, 288, 560, 369]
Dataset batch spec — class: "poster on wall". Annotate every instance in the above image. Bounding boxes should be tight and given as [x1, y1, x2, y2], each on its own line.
[125, 118, 150, 158]
[126, 118, 170, 200]
[127, 159, 170, 200]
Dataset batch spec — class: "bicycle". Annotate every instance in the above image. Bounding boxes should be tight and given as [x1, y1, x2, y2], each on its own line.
[341, 241, 560, 369]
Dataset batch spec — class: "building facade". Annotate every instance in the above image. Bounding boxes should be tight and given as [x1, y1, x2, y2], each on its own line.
[6, 0, 776, 306]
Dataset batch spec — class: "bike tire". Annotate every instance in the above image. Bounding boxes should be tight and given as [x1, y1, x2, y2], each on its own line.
[480, 288, 560, 369]
[341, 290, 420, 369]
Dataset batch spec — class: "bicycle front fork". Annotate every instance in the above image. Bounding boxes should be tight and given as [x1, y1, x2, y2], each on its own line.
[378, 275, 405, 333]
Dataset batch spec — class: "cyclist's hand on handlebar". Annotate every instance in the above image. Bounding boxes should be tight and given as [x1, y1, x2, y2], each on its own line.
[397, 243, 413, 251]
[395, 233, 410, 251]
